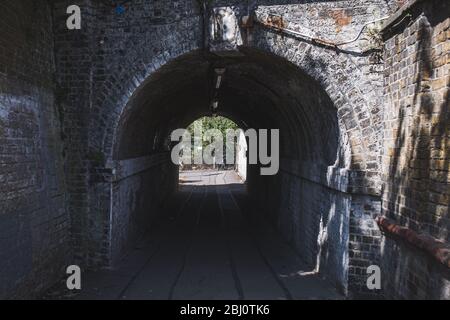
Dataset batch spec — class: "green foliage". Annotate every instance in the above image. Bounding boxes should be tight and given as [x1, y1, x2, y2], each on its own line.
[186, 116, 239, 160]
[187, 116, 238, 144]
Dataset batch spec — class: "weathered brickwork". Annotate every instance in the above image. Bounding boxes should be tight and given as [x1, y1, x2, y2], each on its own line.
[248, 160, 352, 293]
[0, 0, 448, 299]
[0, 0, 69, 298]
[110, 154, 178, 264]
[380, 0, 450, 299]
[248, 1, 400, 296]
[51, 0, 202, 268]
[51, 0, 399, 298]
[251, 1, 393, 193]
[51, 0, 97, 267]
[348, 195, 382, 297]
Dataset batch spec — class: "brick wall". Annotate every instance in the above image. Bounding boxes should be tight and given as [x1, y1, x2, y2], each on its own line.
[0, 0, 69, 298]
[110, 155, 178, 264]
[348, 195, 382, 297]
[51, 0, 97, 267]
[249, 0, 399, 297]
[381, 0, 449, 299]
[51, 0, 201, 268]
[250, 161, 356, 295]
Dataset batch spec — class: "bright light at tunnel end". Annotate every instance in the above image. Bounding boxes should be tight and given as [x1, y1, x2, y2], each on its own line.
[171, 128, 280, 176]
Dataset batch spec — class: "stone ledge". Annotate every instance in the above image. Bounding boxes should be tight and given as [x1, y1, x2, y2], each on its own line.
[376, 216, 450, 269]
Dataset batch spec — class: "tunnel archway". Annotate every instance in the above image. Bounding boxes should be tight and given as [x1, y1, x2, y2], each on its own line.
[113, 49, 341, 162]
[108, 48, 353, 294]
[175, 115, 247, 176]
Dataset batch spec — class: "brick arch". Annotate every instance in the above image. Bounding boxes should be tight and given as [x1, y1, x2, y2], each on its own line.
[245, 32, 385, 295]
[96, 44, 354, 282]
[101, 47, 351, 170]
[251, 32, 383, 196]
[89, 44, 201, 161]
[96, 41, 382, 196]
[92, 36, 383, 295]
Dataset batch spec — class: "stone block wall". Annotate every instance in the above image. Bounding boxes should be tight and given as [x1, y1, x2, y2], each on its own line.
[0, 0, 69, 298]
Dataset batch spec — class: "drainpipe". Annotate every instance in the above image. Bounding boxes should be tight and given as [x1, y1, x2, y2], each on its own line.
[376, 217, 450, 269]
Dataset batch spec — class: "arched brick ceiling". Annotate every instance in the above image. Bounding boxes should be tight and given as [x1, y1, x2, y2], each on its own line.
[114, 48, 339, 165]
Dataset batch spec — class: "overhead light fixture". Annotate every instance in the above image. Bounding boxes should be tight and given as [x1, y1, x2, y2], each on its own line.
[214, 68, 226, 89]
[215, 68, 226, 75]
[215, 75, 222, 89]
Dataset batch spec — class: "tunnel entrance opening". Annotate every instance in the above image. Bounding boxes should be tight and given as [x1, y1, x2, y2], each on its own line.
[107, 48, 351, 298]
[177, 116, 247, 188]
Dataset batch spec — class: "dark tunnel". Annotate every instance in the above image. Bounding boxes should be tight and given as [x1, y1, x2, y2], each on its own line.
[96, 48, 349, 299]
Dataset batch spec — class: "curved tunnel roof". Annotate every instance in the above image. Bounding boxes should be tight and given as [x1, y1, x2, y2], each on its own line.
[114, 48, 340, 166]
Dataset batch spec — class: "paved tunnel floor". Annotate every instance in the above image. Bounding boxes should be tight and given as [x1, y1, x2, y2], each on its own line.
[44, 170, 342, 300]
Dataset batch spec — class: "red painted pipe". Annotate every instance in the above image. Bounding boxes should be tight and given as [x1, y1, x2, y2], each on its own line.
[376, 216, 450, 269]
